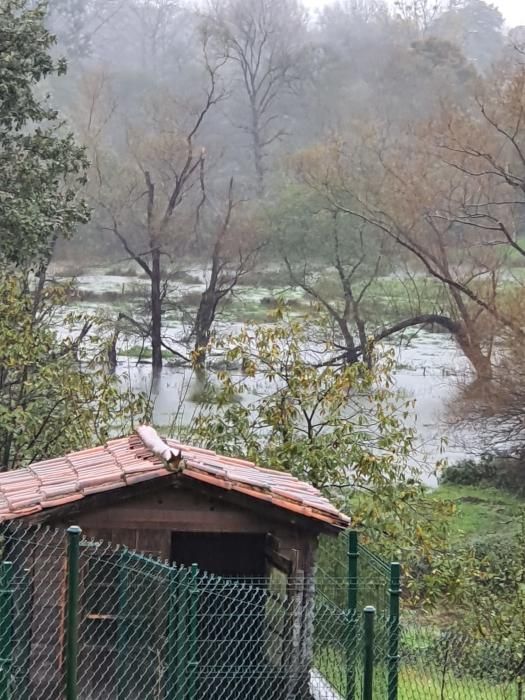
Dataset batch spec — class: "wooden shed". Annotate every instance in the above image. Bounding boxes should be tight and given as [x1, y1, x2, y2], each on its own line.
[0, 426, 349, 700]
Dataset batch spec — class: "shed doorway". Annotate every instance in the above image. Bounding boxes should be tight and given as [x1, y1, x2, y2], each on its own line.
[171, 532, 267, 577]
[171, 532, 287, 700]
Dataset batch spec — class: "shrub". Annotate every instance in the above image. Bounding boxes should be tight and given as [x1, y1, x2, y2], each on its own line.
[440, 454, 525, 494]
[418, 632, 519, 684]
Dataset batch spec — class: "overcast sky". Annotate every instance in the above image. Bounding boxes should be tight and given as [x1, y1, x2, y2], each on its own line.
[303, 0, 525, 28]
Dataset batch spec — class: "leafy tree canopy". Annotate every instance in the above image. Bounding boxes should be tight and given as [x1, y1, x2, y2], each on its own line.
[0, 0, 89, 267]
[190, 319, 451, 562]
[0, 276, 148, 469]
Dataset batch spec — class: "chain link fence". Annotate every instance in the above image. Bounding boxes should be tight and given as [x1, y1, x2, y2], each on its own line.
[0, 523, 345, 700]
[0, 522, 523, 699]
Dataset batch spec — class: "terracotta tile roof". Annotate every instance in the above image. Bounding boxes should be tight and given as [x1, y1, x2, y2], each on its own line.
[0, 427, 350, 529]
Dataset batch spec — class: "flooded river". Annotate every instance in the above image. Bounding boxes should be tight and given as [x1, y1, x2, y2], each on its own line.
[62, 268, 479, 485]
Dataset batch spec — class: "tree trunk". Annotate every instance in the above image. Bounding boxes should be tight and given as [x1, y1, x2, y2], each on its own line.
[339, 320, 359, 365]
[107, 328, 118, 374]
[194, 290, 217, 367]
[151, 248, 163, 372]
[250, 104, 264, 195]
[456, 333, 493, 383]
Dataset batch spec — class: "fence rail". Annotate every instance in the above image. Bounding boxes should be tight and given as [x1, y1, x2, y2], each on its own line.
[0, 523, 522, 699]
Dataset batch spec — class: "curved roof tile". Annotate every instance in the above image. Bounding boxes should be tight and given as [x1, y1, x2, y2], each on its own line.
[0, 428, 349, 530]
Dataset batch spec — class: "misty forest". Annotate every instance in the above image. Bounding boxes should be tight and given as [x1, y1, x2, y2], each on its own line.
[6, 0, 525, 670]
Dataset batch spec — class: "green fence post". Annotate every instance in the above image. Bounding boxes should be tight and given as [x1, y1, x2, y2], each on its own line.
[65, 526, 81, 700]
[388, 563, 401, 700]
[187, 564, 199, 700]
[346, 531, 359, 700]
[166, 567, 180, 699]
[175, 568, 189, 700]
[116, 549, 130, 700]
[0, 561, 13, 700]
[363, 606, 375, 700]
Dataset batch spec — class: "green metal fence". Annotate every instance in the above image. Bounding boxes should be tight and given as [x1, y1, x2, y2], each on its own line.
[0, 522, 523, 699]
[316, 531, 398, 700]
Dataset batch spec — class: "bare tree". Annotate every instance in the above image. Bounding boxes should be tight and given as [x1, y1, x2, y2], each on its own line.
[280, 209, 384, 366]
[205, 0, 309, 193]
[192, 179, 262, 365]
[393, 0, 452, 34]
[431, 57, 525, 265]
[450, 287, 525, 456]
[47, 0, 126, 59]
[291, 131, 505, 379]
[80, 43, 226, 372]
[129, 0, 184, 77]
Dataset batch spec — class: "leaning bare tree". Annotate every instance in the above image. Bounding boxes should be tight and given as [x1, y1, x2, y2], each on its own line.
[292, 123, 508, 381]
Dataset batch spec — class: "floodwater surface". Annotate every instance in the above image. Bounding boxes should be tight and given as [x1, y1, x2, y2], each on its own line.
[60, 268, 477, 485]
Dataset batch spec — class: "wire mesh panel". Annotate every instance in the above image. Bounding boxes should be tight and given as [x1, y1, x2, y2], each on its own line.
[1, 524, 68, 700]
[312, 592, 358, 698]
[197, 576, 286, 699]
[0, 521, 523, 700]
[11, 566, 32, 700]
[77, 543, 173, 699]
[0, 523, 325, 700]
[317, 531, 390, 612]
[357, 548, 390, 614]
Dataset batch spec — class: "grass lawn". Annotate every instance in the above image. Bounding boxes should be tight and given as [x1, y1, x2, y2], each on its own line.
[430, 483, 525, 543]
[397, 666, 514, 699]
[315, 648, 514, 699]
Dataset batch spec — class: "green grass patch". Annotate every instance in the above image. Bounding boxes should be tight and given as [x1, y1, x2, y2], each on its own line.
[397, 665, 513, 699]
[314, 644, 513, 699]
[430, 484, 524, 544]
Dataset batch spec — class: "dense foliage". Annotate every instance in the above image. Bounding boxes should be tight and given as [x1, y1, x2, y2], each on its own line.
[441, 455, 525, 495]
[191, 320, 451, 560]
[0, 0, 145, 469]
[0, 277, 146, 468]
[0, 0, 89, 267]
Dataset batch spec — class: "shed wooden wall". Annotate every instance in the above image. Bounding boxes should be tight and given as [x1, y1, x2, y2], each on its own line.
[49, 483, 318, 572]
